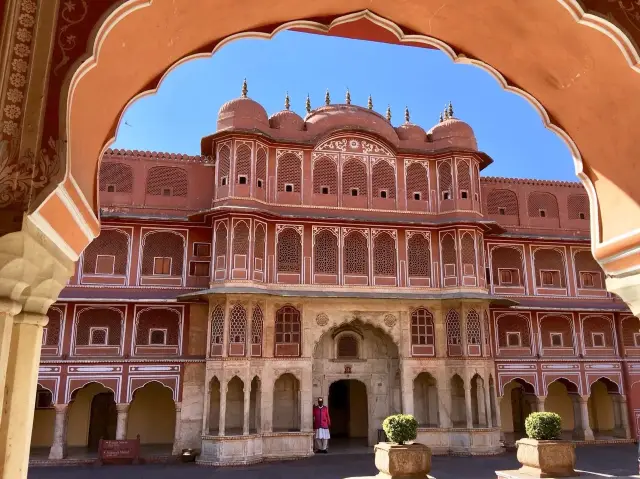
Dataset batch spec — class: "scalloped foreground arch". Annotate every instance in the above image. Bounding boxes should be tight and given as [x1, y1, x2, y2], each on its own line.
[36, 0, 640, 284]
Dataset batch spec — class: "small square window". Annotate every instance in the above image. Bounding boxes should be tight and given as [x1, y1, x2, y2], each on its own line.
[149, 329, 167, 345]
[153, 257, 172, 275]
[506, 332, 521, 347]
[189, 261, 210, 277]
[579, 212, 586, 220]
[193, 243, 211, 257]
[581, 272, 595, 288]
[461, 190, 468, 199]
[321, 186, 329, 195]
[90, 327, 108, 346]
[162, 187, 172, 197]
[238, 175, 247, 185]
[106, 184, 116, 193]
[257, 179, 263, 188]
[550, 332, 563, 347]
[414, 192, 421, 201]
[285, 183, 294, 193]
[443, 191, 450, 200]
[95, 255, 115, 275]
[351, 188, 358, 197]
[221, 176, 228, 186]
[380, 190, 388, 199]
[498, 207, 506, 215]
[539, 209, 547, 218]
[499, 269, 513, 285]
[541, 270, 555, 286]
[592, 332, 605, 347]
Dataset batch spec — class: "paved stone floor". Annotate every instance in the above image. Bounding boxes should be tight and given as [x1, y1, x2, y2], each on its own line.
[27, 444, 639, 479]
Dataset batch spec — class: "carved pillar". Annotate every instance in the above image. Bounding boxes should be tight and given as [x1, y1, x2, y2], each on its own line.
[438, 380, 452, 428]
[48, 404, 69, 460]
[483, 382, 493, 428]
[219, 382, 228, 436]
[202, 376, 211, 434]
[0, 300, 21, 426]
[172, 402, 182, 455]
[536, 396, 546, 412]
[115, 403, 130, 440]
[495, 395, 505, 441]
[619, 395, 631, 439]
[579, 395, 594, 440]
[464, 385, 473, 429]
[432, 305, 446, 358]
[261, 376, 273, 433]
[402, 364, 414, 416]
[243, 382, 251, 435]
[477, 380, 487, 427]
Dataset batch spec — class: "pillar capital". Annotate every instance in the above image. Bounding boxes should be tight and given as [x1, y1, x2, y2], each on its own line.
[175, 401, 182, 413]
[13, 311, 48, 327]
[116, 403, 130, 413]
[0, 299, 22, 315]
[579, 395, 590, 403]
[53, 403, 68, 413]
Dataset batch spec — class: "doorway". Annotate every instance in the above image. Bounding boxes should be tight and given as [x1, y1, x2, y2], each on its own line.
[328, 379, 368, 447]
[87, 392, 117, 450]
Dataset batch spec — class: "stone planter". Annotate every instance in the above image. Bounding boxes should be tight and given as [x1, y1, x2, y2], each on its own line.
[374, 442, 432, 479]
[516, 438, 577, 478]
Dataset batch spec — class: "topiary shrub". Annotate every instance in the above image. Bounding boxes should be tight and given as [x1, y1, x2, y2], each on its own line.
[382, 414, 418, 445]
[525, 412, 562, 440]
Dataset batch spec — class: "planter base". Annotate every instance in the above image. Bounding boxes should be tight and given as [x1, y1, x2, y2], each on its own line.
[374, 443, 432, 479]
[497, 471, 635, 479]
[515, 438, 577, 478]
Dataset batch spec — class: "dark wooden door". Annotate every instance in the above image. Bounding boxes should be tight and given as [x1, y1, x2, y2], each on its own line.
[87, 392, 117, 450]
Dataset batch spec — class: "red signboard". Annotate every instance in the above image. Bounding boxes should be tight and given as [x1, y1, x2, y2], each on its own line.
[97, 435, 141, 465]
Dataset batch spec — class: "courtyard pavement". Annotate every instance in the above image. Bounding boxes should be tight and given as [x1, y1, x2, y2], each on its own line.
[27, 444, 639, 479]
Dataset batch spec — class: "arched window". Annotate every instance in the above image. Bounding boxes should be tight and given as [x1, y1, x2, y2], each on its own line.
[446, 310, 461, 346]
[218, 144, 231, 186]
[497, 314, 532, 350]
[277, 153, 302, 192]
[406, 162, 428, 201]
[275, 306, 301, 357]
[99, 162, 133, 193]
[407, 234, 431, 278]
[441, 233, 457, 278]
[251, 305, 263, 356]
[372, 160, 396, 198]
[228, 304, 247, 356]
[490, 246, 524, 286]
[456, 159, 471, 199]
[235, 143, 252, 184]
[277, 228, 302, 274]
[438, 160, 453, 200]
[313, 157, 337, 194]
[460, 232, 476, 276]
[43, 308, 62, 349]
[486, 189, 519, 224]
[75, 307, 123, 350]
[135, 308, 180, 349]
[256, 146, 267, 188]
[337, 335, 358, 359]
[82, 229, 129, 276]
[146, 166, 188, 197]
[373, 232, 396, 276]
[342, 158, 367, 196]
[582, 316, 613, 348]
[411, 308, 434, 346]
[253, 223, 266, 272]
[533, 248, 566, 288]
[343, 231, 368, 275]
[527, 192, 559, 220]
[210, 305, 224, 357]
[574, 250, 603, 289]
[568, 194, 589, 220]
[232, 221, 250, 268]
[314, 230, 338, 275]
[141, 231, 184, 277]
[467, 310, 481, 345]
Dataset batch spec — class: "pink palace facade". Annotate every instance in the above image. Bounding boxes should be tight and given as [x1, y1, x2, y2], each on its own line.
[30, 86, 639, 465]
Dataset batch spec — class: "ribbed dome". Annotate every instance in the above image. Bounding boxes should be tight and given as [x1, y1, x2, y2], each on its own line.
[217, 97, 269, 131]
[428, 117, 477, 150]
[396, 122, 426, 141]
[269, 109, 304, 131]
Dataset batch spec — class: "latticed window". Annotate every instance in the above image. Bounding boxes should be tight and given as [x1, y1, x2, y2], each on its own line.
[150, 330, 166, 345]
[460, 233, 476, 276]
[44, 309, 62, 347]
[583, 316, 612, 347]
[486, 189, 518, 216]
[252, 305, 263, 345]
[438, 161, 453, 199]
[135, 308, 180, 346]
[254, 223, 266, 266]
[82, 229, 129, 276]
[344, 231, 368, 275]
[342, 158, 367, 196]
[228, 304, 247, 344]
[233, 221, 250, 257]
[497, 315, 531, 347]
[314, 230, 338, 274]
[441, 233, 457, 276]
[76, 308, 122, 346]
[568, 194, 589, 220]
[256, 147, 267, 187]
[146, 166, 188, 197]
[466, 310, 481, 344]
[277, 153, 302, 192]
[99, 162, 133, 193]
[411, 308, 434, 345]
[406, 163, 428, 201]
[446, 310, 461, 345]
[491, 247, 523, 286]
[574, 250, 602, 288]
[215, 223, 228, 266]
[484, 311, 490, 347]
[337, 335, 358, 358]
[275, 306, 301, 344]
[527, 192, 559, 218]
[540, 316, 573, 348]
[373, 232, 396, 276]
[141, 231, 184, 276]
[218, 144, 231, 186]
[277, 228, 302, 273]
[408, 234, 431, 277]
[90, 328, 108, 345]
[533, 248, 565, 287]
[210, 305, 224, 346]
[456, 160, 471, 198]
[621, 317, 640, 347]
[313, 157, 338, 194]
[235, 144, 252, 184]
[372, 161, 396, 198]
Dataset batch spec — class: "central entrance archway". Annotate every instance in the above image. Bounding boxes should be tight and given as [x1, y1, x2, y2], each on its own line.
[328, 379, 368, 447]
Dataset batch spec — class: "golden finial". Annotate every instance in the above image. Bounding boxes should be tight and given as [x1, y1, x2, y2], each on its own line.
[443, 105, 449, 120]
[284, 92, 290, 111]
[404, 106, 410, 123]
[447, 101, 454, 118]
[439, 112, 444, 123]
[325, 89, 330, 106]
[345, 88, 351, 105]
[386, 105, 392, 122]
[241, 78, 248, 98]
[306, 94, 311, 114]
[367, 95, 373, 110]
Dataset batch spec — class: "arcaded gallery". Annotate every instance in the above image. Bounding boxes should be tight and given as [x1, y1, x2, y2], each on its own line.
[30, 87, 637, 465]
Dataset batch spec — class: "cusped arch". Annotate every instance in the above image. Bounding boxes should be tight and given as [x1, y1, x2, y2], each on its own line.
[545, 377, 580, 395]
[68, 381, 117, 403]
[588, 376, 621, 394]
[501, 377, 537, 396]
[129, 379, 177, 402]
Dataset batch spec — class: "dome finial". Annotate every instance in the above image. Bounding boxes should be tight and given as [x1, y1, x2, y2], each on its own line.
[404, 106, 410, 123]
[443, 105, 449, 120]
[439, 112, 444, 123]
[284, 92, 290, 111]
[345, 88, 351, 105]
[447, 101, 454, 118]
[325, 89, 331, 106]
[241, 78, 248, 98]
[386, 105, 392, 122]
[367, 95, 373, 110]
[306, 94, 311, 114]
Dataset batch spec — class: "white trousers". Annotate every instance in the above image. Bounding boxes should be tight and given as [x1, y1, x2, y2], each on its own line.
[314, 437, 328, 451]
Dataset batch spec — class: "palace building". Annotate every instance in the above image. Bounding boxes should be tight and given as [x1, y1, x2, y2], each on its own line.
[30, 84, 637, 465]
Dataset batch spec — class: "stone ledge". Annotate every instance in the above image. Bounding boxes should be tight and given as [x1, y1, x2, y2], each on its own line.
[496, 470, 639, 479]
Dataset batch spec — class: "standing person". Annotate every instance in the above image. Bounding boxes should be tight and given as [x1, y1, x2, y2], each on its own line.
[313, 397, 331, 453]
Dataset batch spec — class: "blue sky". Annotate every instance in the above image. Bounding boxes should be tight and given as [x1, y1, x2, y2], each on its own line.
[112, 31, 575, 181]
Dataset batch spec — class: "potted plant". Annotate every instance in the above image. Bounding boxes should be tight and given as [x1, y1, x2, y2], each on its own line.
[516, 412, 576, 478]
[374, 414, 432, 479]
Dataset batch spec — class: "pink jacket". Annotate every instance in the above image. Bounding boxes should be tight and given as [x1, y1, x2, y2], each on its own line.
[313, 405, 331, 429]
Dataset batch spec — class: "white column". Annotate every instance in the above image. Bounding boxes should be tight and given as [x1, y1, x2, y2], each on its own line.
[483, 382, 493, 428]
[219, 382, 228, 436]
[579, 395, 594, 440]
[464, 385, 473, 429]
[477, 381, 487, 427]
[437, 383, 452, 428]
[243, 382, 251, 435]
[115, 403, 130, 440]
[619, 395, 631, 439]
[48, 404, 69, 460]
[202, 380, 211, 435]
[0, 300, 21, 427]
[495, 395, 505, 441]
[172, 402, 182, 455]
[536, 396, 546, 412]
